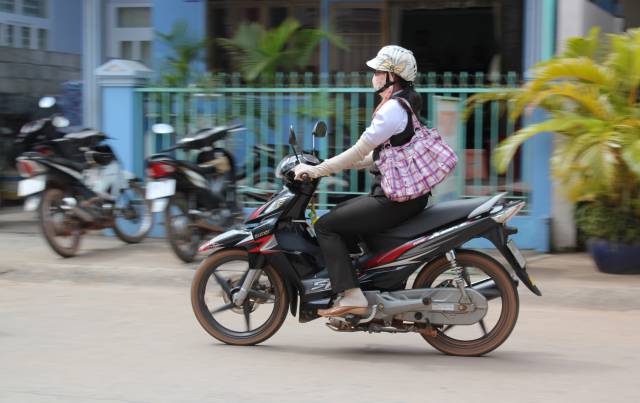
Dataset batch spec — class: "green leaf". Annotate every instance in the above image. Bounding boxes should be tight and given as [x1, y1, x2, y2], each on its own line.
[562, 27, 600, 59]
[622, 138, 640, 177]
[494, 119, 570, 173]
[529, 58, 615, 92]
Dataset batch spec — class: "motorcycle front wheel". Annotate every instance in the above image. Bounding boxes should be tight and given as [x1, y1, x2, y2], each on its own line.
[191, 249, 289, 346]
[113, 181, 153, 244]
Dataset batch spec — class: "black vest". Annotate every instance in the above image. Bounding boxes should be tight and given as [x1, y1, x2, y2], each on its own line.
[369, 96, 416, 196]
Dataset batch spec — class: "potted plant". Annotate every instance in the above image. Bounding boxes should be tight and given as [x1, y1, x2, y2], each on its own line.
[468, 28, 640, 273]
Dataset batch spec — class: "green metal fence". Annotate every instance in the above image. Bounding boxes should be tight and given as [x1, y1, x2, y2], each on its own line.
[135, 72, 526, 209]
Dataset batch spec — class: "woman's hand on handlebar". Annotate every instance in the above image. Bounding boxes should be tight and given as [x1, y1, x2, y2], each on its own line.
[293, 164, 318, 182]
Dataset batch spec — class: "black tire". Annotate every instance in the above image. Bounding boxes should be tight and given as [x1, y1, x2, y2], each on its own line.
[191, 249, 289, 346]
[39, 188, 82, 258]
[164, 193, 201, 263]
[113, 182, 153, 244]
[413, 250, 519, 357]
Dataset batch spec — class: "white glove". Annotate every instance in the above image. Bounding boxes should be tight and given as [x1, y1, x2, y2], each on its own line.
[351, 151, 374, 170]
[294, 163, 320, 180]
[293, 136, 377, 181]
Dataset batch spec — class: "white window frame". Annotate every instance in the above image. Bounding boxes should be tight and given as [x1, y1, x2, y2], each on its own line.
[22, 0, 46, 18]
[106, 2, 153, 64]
[0, 0, 16, 14]
[0, 0, 51, 49]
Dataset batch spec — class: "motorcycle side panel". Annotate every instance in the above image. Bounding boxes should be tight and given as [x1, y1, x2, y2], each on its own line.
[18, 175, 46, 197]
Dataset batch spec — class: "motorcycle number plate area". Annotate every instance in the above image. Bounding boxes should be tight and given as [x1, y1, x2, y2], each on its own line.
[18, 175, 46, 197]
[507, 239, 527, 269]
[24, 196, 41, 211]
[145, 179, 176, 200]
[151, 198, 169, 213]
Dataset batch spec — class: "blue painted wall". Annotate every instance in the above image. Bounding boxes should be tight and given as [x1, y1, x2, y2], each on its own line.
[50, 0, 83, 54]
[152, 0, 206, 75]
[101, 86, 144, 177]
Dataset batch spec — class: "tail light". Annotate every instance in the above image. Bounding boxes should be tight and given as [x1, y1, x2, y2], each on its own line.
[16, 159, 45, 178]
[492, 201, 526, 223]
[146, 162, 176, 179]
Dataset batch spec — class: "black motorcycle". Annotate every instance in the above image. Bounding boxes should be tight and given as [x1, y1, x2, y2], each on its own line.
[12, 96, 79, 160]
[190, 121, 541, 356]
[16, 129, 152, 257]
[145, 124, 245, 263]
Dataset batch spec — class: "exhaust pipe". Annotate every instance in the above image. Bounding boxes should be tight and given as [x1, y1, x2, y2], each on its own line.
[61, 198, 94, 223]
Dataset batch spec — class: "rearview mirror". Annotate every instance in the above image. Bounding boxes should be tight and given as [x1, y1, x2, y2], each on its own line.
[312, 121, 327, 138]
[288, 126, 297, 145]
[152, 123, 175, 135]
[52, 116, 70, 128]
[38, 96, 56, 109]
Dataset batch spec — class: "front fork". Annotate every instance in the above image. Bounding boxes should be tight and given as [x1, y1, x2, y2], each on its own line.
[232, 269, 261, 306]
[232, 254, 266, 306]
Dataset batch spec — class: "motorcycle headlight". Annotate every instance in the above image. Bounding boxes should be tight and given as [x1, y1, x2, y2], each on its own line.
[275, 155, 299, 179]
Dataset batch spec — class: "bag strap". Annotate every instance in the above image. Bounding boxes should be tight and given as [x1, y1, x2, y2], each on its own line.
[393, 97, 422, 130]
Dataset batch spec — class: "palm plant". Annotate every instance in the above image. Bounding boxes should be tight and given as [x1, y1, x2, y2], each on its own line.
[217, 18, 347, 84]
[467, 28, 640, 245]
[157, 20, 209, 87]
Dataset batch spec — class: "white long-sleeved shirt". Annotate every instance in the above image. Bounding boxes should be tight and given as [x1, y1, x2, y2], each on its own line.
[297, 96, 411, 177]
[362, 99, 409, 146]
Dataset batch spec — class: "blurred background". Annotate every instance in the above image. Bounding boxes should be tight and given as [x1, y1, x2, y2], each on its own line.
[1, 0, 639, 253]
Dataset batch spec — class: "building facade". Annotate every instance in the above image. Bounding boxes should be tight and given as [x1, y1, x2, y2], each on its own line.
[42, 0, 640, 251]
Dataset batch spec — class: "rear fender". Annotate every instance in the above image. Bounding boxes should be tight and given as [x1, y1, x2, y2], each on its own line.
[482, 226, 542, 296]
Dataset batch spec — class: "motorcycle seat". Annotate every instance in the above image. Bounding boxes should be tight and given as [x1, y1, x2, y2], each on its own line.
[178, 126, 241, 150]
[363, 197, 493, 251]
[49, 156, 86, 172]
[61, 129, 106, 141]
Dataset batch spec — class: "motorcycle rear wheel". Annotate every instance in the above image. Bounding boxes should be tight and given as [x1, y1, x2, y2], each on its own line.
[164, 193, 201, 263]
[413, 250, 519, 357]
[39, 188, 82, 258]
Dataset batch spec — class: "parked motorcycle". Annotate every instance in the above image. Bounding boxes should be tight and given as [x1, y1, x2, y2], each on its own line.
[16, 128, 152, 257]
[190, 121, 541, 356]
[13, 97, 77, 160]
[145, 124, 245, 263]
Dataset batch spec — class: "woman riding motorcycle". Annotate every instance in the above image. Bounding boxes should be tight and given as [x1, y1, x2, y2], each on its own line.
[294, 45, 430, 317]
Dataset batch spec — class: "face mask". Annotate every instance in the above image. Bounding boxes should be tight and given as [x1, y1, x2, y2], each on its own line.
[374, 72, 395, 95]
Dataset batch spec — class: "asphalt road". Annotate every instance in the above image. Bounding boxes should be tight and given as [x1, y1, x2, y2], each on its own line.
[1, 209, 639, 402]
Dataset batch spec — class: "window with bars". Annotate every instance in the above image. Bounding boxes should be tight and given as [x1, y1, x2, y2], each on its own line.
[117, 7, 151, 28]
[23, 0, 45, 18]
[0, 0, 14, 13]
[21, 25, 30, 48]
[37, 27, 46, 50]
[4, 23, 14, 46]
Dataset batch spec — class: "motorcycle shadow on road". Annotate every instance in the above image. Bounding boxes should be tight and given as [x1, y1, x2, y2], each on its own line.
[205, 342, 614, 375]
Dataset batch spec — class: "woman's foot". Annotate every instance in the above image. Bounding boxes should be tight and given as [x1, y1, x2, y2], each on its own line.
[318, 287, 369, 317]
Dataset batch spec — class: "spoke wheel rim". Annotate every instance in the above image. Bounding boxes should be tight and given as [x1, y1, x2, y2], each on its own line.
[413, 252, 519, 355]
[115, 188, 152, 237]
[167, 196, 200, 254]
[203, 260, 278, 336]
[42, 191, 80, 250]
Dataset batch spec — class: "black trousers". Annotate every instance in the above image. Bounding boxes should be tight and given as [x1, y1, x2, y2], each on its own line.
[314, 193, 429, 294]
